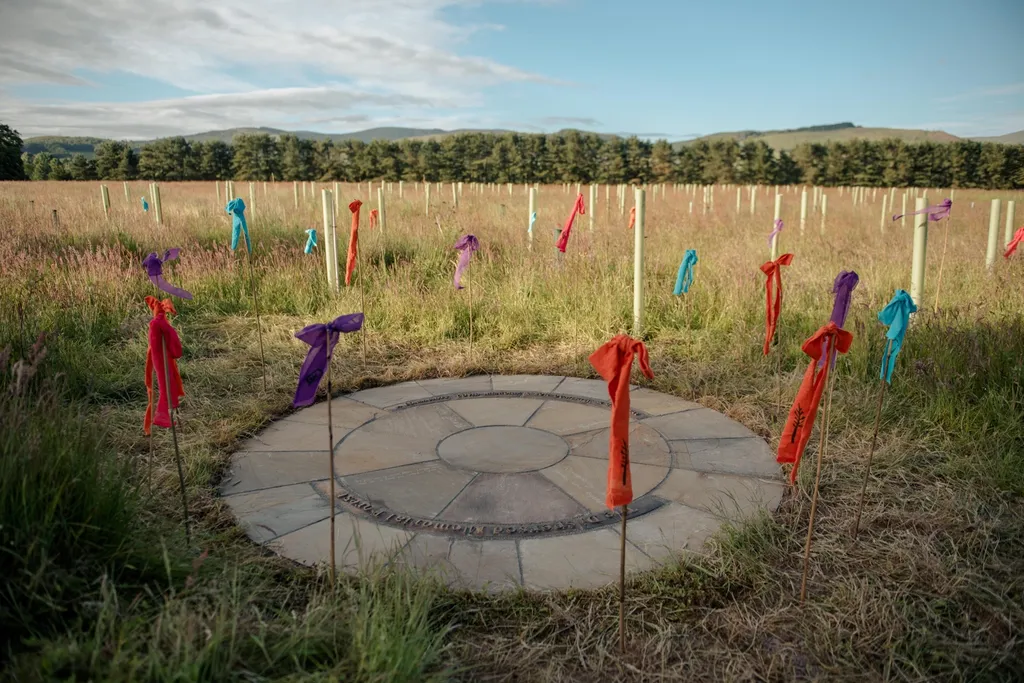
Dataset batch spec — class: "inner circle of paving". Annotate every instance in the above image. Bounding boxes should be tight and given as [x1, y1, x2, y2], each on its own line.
[220, 375, 784, 592]
[437, 425, 569, 474]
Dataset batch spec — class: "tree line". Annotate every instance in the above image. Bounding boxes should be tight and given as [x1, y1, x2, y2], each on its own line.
[7, 124, 1024, 189]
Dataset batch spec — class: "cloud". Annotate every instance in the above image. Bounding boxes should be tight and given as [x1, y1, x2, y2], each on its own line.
[935, 82, 1024, 104]
[0, 0, 560, 137]
[538, 116, 601, 127]
[1, 86, 469, 138]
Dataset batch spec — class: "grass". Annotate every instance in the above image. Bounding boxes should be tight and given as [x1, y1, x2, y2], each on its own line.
[1, 179, 1023, 681]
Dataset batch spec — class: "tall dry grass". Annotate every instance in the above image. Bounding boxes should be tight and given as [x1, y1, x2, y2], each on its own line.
[1, 179, 1022, 681]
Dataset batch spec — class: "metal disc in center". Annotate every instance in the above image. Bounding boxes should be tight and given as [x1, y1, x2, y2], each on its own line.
[438, 426, 569, 473]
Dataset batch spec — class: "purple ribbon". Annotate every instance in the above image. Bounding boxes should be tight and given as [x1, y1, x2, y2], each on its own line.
[819, 270, 859, 368]
[292, 313, 364, 408]
[453, 234, 479, 290]
[767, 219, 783, 246]
[142, 248, 193, 300]
[892, 198, 952, 223]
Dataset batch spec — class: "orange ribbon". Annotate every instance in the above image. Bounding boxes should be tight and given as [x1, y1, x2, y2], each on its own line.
[589, 334, 655, 509]
[346, 200, 361, 286]
[1005, 226, 1024, 259]
[369, 209, 379, 230]
[628, 206, 636, 230]
[777, 321, 853, 483]
[760, 253, 795, 355]
[143, 296, 184, 435]
[555, 193, 586, 253]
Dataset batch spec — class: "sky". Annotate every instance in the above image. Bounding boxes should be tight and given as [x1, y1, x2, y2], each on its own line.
[0, 0, 1022, 141]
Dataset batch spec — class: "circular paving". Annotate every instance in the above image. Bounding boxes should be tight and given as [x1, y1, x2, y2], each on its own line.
[220, 375, 784, 592]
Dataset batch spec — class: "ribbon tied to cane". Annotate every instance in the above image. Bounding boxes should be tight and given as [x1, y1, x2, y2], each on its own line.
[143, 248, 193, 300]
[225, 197, 251, 253]
[369, 209, 379, 230]
[674, 249, 698, 295]
[628, 206, 636, 230]
[143, 295, 184, 435]
[760, 253, 795, 355]
[529, 211, 537, 236]
[453, 234, 479, 290]
[767, 218, 783, 246]
[555, 193, 586, 253]
[777, 321, 854, 483]
[141, 197, 149, 212]
[818, 270, 858, 368]
[588, 334, 654, 509]
[878, 289, 917, 384]
[1005, 226, 1024, 259]
[292, 313, 364, 408]
[892, 198, 951, 223]
[345, 200, 362, 286]
[304, 229, 317, 254]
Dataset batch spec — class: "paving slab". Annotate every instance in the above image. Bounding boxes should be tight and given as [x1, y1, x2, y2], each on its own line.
[670, 437, 780, 478]
[643, 408, 758, 440]
[491, 374, 565, 393]
[439, 426, 568, 473]
[342, 460, 476, 518]
[223, 376, 781, 592]
[445, 397, 544, 427]
[526, 400, 613, 435]
[565, 423, 670, 467]
[520, 528, 653, 590]
[223, 482, 330, 542]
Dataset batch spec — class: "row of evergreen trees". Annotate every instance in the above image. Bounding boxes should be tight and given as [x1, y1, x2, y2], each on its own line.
[18, 131, 1024, 189]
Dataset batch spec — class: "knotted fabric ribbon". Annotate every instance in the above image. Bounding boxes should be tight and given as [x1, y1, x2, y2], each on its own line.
[225, 197, 251, 252]
[555, 193, 586, 253]
[674, 249, 698, 295]
[760, 253, 795, 355]
[1005, 226, 1024, 259]
[141, 197, 149, 212]
[143, 248, 193, 300]
[878, 289, 917, 384]
[628, 206, 636, 230]
[143, 296, 184, 435]
[453, 234, 479, 290]
[292, 313, 364, 408]
[369, 209, 379, 230]
[893, 198, 951, 223]
[588, 334, 655, 509]
[818, 270, 858, 368]
[345, 200, 361, 286]
[767, 218, 783, 246]
[777, 321, 854, 483]
[529, 211, 537, 236]
[304, 228, 317, 254]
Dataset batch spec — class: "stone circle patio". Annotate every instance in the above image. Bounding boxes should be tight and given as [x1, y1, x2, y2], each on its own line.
[219, 375, 784, 591]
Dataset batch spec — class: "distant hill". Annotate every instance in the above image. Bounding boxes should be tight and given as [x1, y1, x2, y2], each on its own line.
[21, 123, 1024, 159]
[673, 123, 965, 151]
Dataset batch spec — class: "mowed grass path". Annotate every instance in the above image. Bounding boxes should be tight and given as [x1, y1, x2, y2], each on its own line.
[1, 181, 1022, 681]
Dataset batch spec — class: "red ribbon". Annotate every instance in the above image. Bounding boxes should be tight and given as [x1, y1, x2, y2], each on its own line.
[628, 206, 636, 230]
[369, 209, 379, 230]
[143, 296, 184, 435]
[555, 193, 586, 253]
[345, 200, 361, 286]
[1005, 226, 1024, 259]
[760, 253, 795, 355]
[777, 322, 854, 483]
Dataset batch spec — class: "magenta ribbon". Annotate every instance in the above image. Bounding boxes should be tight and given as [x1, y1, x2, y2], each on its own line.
[892, 198, 952, 223]
[767, 219, 783, 246]
[292, 313, 364, 408]
[453, 234, 479, 290]
[142, 248, 193, 300]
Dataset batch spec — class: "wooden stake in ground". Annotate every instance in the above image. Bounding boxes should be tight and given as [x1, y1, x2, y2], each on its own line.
[291, 313, 364, 589]
[587, 334, 654, 654]
[160, 339, 191, 547]
[246, 248, 267, 392]
[854, 340, 891, 539]
[227, 198, 267, 391]
[453, 235, 480, 358]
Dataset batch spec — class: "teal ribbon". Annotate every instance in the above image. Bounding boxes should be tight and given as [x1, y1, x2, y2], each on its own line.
[225, 198, 251, 253]
[141, 196, 149, 212]
[878, 289, 917, 383]
[673, 249, 698, 295]
[304, 228, 317, 254]
[529, 211, 537, 235]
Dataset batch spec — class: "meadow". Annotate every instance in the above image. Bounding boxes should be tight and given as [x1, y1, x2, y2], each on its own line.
[1, 179, 1022, 681]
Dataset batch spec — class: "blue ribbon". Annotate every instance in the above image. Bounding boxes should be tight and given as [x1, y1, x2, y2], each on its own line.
[304, 228, 317, 254]
[141, 196, 149, 212]
[878, 289, 917, 383]
[673, 249, 698, 295]
[225, 198, 251, 253]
